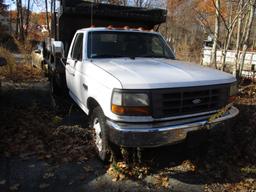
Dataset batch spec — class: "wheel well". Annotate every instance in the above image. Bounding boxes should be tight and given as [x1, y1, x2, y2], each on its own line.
[87, 97, 100, 113]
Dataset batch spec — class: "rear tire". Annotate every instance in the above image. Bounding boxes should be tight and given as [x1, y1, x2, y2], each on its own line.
[89, 106, 110, 162]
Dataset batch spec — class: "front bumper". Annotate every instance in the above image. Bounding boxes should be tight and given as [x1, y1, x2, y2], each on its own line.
[107, 106, 239, 147]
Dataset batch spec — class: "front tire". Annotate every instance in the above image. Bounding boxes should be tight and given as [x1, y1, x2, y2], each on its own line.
[89, 106, 110, 162]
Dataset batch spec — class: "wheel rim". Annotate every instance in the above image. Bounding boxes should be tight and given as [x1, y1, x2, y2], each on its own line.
[93, 118, 103, 152]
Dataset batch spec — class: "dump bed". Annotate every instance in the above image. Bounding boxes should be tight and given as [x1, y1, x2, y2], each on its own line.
[52, 0, 167, 56]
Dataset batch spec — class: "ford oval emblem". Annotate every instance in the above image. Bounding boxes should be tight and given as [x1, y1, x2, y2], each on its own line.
[192, 99, 202, 104]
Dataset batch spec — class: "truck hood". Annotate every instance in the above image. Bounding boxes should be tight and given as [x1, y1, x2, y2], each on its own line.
[92, 58, 236, 89]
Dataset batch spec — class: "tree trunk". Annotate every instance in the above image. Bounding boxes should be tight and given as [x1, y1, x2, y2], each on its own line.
[16, 0, 24, 41]
[239, 0, 255, 77]
[25, 0, 31, 38]
[45, 0, 50, 35]
[221, 26, 236, 71]
[15, 0, 20, 37]
[235, 0, 243, 77]
[19, 0, 24, 41]
[210, 0, 220, 69]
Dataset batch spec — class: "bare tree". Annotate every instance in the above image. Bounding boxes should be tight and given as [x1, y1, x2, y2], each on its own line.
[209, 0, 250, 72]
[210, 0, 220, 69]
[239, 0, 256, 76]
[15, 0, 25, 41]
[25, 0, 31, 37]
[45, 0, 50, 34]
[217, 0, 249, 71]
[235, 0, 244, 76]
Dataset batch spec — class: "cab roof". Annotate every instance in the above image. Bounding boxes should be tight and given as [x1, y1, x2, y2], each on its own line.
[77, 27, 159, 35]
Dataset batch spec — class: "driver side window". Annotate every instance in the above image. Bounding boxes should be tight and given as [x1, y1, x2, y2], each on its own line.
[71, 33, 84, 61]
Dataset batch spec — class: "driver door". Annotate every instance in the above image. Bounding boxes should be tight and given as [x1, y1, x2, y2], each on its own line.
[66, 33, 84, 100]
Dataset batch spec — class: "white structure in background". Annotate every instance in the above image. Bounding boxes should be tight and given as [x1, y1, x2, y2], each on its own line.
[202, 48, 256, 67]
[202, 47, 256, 77]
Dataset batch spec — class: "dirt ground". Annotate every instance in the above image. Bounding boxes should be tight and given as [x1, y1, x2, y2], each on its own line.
[0, 67, 256, 192]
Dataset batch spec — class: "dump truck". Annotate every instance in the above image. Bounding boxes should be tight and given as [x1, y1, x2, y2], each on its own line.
[45, 0, 239, 161]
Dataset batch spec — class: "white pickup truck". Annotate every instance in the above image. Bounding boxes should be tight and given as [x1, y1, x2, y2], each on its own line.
[59, 27, 239, 161]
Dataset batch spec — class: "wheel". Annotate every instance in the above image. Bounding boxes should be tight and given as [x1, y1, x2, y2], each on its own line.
[89, 106, 110, 162]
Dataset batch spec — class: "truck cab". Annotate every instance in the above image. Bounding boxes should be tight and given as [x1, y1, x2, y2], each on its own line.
[64, 27, 239, 161]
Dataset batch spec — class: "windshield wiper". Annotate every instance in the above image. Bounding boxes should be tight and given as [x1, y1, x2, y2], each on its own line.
[138, 55, 171, 59]
[91, 54, 124, 58]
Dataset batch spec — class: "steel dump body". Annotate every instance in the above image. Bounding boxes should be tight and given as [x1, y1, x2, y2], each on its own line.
[52, 0, 167, 56]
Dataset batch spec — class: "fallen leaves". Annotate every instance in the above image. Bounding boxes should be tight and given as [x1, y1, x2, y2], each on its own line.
[107, 162, 128, 182]
[153, 175, 170, 188]
[241, 166, 256, 175]
[107, 161, 171, 189]
[167, 160, 197, 174]
[205, 178, 256, 192]
[107, 162, 150, 182]
[1, 63, 43, 83]
[0, 105, 94, 164]
[1, 80, 256, 192]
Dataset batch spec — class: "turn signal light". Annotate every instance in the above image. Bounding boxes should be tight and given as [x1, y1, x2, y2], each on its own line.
[111, 105, 151, 116]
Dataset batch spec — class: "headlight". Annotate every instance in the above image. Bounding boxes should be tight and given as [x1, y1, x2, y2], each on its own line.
[111, 90, 150, 116]
[228, 82, 238, 103]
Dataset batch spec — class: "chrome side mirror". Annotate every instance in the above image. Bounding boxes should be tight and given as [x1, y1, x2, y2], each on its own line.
[52, 41, 64, 58]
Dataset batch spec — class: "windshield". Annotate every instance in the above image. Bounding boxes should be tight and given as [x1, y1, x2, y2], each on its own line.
[87, 31, 175, 59]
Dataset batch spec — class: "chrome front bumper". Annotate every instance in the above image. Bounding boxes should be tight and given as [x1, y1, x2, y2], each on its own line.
[107, 106, 239, 148]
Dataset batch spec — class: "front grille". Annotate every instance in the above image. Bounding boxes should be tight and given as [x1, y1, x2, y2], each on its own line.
[151, 85, 229, 118]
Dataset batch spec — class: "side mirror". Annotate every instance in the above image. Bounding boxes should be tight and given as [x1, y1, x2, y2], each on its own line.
[34, 49, 41, 54]
[52, 41, 64, 58]
[0, 57, 7, 67]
